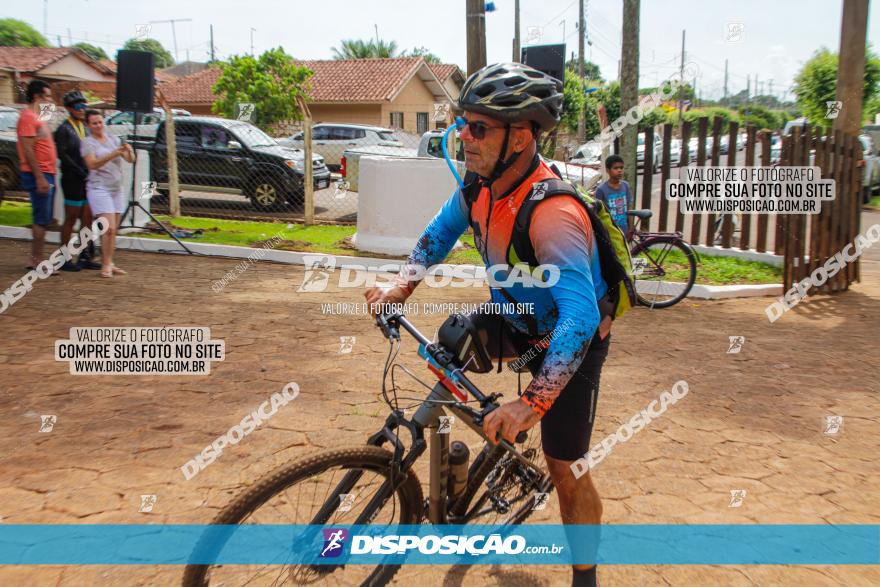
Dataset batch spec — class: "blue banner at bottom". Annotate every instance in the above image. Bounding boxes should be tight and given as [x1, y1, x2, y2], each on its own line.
[0, 524, 877, 565]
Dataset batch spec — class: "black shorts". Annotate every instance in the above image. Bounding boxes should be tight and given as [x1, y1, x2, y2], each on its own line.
[468, 304, 611, 461]
[60, 175, 87, 202]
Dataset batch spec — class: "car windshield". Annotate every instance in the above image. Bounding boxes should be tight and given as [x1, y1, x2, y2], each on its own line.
[378, 131, 399, 141]
[0, 110, 17, 131]
[231, 123, 276, 148]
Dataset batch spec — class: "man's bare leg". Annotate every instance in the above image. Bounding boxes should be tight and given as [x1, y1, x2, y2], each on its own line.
[546, 455, 602, 581]
[30, 224, 45, 267]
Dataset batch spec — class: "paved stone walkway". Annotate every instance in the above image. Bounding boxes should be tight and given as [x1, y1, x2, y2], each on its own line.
[0, 211, 878, 586]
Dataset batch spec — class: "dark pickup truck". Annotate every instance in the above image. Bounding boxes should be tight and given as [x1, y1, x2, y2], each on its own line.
[144, 117, 331, 210]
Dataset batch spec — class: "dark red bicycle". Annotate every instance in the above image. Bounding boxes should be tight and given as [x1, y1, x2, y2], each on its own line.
[626, 210, 698, 308]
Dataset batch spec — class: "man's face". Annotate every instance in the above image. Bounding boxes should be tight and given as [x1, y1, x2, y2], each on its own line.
[458, 112, 533, 177]
[36, 87, 53, 105]
[608, 162, 624, 181]
[67, 103, 86, 121]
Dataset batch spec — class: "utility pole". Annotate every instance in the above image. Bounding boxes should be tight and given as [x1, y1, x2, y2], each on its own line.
[577, 0, 586, 142]
[620, 0, 640, 197]
[374, 24, 380, 46]
[723, 59, 728, 101]
[513, 0, 521, 62]
[67, 28, 72, 45]
[466, 0, 487, 76]
[250, 28, 256, 56]
[676, 30, 685, 125]
[755, 74, 759, 97]
[209, 25, 215, 62]
[834, 0, 869, 134]
[768, 79, 774, 101]
[746, 74, 750, 100]
[150, 19, 193, 63]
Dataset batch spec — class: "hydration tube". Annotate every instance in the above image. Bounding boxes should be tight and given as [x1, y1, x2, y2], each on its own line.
[442, 117, 465, 188]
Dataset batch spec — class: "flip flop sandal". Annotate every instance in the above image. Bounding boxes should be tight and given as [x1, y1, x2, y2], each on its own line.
[100, 269, 113, 278]
[111, 265, 127, 275]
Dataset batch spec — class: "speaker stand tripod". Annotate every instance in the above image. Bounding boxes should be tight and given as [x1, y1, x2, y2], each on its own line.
[118, 115, 194, 255]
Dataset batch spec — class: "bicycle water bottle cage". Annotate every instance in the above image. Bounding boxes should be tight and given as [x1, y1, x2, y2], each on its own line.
[437, 314, 493, 374]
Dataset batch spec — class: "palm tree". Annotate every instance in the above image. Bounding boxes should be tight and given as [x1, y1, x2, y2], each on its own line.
[332, 39, 399, 60]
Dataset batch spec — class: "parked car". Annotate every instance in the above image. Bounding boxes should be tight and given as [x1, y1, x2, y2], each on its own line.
[279, 123, 405, 170]
[569, 141, 604, 169]
[858, 133, 880, 199]
[636, 132, 663, 173]
[668, 138, 682, 166]
[105, 108, 191, 140]
[0, 106, 20, 192]
[783, 117, 808, 136]
[719, 133, 744, 154]
[148, 117, 331, 210]
[769, 134, 782, 163]
[340, 130, 459, 192]
[688, 136, 714, 162]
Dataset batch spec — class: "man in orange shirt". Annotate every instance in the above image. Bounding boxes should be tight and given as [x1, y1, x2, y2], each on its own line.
[17, 80, 59, 270]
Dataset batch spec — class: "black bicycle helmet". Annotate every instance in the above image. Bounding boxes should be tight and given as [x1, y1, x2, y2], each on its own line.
[62, 90, 87, 107]
[457, 63, 563, 183]
[457, 62, 563, 132]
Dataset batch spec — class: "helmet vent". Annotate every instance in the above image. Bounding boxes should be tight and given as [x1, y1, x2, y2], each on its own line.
[504, 75, 527, 87]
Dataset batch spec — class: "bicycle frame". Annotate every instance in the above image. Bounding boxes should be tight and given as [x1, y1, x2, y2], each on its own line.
[357, 312, 549, 525]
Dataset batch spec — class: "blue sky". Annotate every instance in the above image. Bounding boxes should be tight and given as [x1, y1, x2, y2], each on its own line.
[7, 0, 880, 101]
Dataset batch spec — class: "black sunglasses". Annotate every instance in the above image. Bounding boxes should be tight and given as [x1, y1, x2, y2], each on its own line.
[454, 116, 532, 140]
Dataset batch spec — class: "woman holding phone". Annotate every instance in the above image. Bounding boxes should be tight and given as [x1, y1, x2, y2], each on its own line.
[80, 109, 134, 278]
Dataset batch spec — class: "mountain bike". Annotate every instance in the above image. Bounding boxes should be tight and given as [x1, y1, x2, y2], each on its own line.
[626, 210, 699, 308]
[182, 310, 552, 587]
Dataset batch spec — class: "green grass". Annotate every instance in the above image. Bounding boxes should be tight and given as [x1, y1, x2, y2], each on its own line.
[0, 201, 782, 285]
[634, 246, 781, 285]
[869, 195, 880, 209]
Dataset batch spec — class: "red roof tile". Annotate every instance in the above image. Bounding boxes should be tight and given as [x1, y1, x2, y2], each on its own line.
[160, 58, 460, 106]
[0, 47, 74, 72]
[428, 63, 463, 83]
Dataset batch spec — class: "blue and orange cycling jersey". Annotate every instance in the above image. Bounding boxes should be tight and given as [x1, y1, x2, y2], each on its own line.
[403, 158, 607, 417]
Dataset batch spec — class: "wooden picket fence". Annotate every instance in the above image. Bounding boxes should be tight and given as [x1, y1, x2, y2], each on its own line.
[633, 121, 863, 291]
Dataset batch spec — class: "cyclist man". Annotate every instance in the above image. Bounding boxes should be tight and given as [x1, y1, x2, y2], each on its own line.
[365, 62, 611, 587]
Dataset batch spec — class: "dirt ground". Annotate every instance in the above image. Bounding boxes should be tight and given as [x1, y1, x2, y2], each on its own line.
[1, 211, 879, 586]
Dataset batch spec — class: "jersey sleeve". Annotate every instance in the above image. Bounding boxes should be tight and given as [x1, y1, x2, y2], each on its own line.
[395, 188, 470, 289]
[518, 196, 602, 417]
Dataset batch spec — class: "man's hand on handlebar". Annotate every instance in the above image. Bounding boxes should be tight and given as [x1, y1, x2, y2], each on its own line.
[364, 285, 410, 317]
[482, 398, 541, 446]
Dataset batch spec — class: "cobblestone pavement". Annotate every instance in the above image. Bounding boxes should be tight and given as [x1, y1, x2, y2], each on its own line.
[1, 211, 878, 586]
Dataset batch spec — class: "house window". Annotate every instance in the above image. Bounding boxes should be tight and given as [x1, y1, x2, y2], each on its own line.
[390, 112, 404, 129]
[417, 112, 428, 134]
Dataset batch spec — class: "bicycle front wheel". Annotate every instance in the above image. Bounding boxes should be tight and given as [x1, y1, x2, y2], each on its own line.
[182, 446, 424, 587]
[631, 236, 698, 308]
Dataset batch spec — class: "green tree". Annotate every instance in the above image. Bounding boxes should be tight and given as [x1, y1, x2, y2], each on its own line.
[793, 47, 880, 127]
[560, 74, 587, 134]
[0, 18, 48, 47]
[122, 38, 175, 68]
[565, 58, 603, 81]
[332, 39, 399, 59]
[212, 47, 313, 129]
[736, 104, 782, 131]
[407, 46, 442, 64]
[73, 42, 108, 61]
[582, 81, 620, 139]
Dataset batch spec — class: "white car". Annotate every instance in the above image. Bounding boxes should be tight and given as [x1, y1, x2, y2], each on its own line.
[278, 123, 404, 169]
[668, 138, 682, 166]
[636, 132, 663, 173]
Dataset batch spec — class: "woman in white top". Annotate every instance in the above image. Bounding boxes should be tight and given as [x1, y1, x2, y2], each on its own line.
[81, 109, 134, 278]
